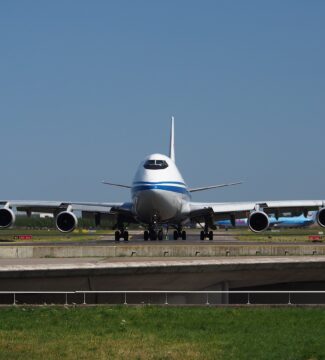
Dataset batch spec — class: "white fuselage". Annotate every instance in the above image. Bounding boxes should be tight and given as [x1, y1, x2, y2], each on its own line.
[131, 153, 191, 225]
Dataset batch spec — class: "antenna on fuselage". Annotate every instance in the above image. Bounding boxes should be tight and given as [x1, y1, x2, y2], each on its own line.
[169, 116, 175, 162]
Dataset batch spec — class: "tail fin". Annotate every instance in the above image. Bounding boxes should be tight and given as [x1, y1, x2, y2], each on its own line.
[308, 211, 317, 221]
[169, 116, 175, 162]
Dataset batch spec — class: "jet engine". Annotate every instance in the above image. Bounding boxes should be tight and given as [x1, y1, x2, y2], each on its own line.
[56, 211, 78, 233]
[248, 211, 270, 233]
[317, 208, 325, 228]
[0, 208, 16, 229]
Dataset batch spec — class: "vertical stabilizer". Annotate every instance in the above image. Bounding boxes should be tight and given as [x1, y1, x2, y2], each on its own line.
[169, 116, 175, 162]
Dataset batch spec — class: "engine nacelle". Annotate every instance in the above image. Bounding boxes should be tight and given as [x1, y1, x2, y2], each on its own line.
[0, 208, 16, 229]
[56, 211, 78, 233]
[248, 211, 270, 233]
[317, 208, 325, 228]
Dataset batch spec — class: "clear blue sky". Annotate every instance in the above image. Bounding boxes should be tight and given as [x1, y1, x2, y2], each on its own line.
[1, 1, 324, 203]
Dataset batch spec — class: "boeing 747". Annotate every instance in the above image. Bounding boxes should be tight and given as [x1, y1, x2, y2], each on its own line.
[1, 118, 325, 241]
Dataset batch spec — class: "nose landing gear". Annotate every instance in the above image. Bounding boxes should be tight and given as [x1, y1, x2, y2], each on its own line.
[149, 230, 157, 241]
[144, 228, 164, 241]
[142, 223, 187, 241]
[143, 224, 171, 241]
[144, 213, 166, 241]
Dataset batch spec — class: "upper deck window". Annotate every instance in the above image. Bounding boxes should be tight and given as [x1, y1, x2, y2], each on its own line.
[143, 159, 169, 170]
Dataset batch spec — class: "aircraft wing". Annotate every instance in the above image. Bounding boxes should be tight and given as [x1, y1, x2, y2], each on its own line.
[189, 200, 325, 224]
[0, 200, 136, 232]
[0, 200, 131, 216]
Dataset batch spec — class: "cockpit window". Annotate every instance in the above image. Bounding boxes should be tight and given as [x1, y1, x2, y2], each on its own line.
[144, 159, 169, 170]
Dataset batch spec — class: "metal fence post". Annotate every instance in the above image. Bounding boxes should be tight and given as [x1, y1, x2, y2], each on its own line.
[165, 293, 168, 305]
[247, 293, 250, 305]
[288, 292, 292, 305]
[13, 293, 16, 306]
[206, 293, 210, 305]
[65, 293, 68, 306]
[124, 292, 127, 305]
[83, 292, 86, 305]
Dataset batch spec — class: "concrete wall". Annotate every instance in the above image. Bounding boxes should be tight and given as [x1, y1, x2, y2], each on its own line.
[0, 243, 325, 258]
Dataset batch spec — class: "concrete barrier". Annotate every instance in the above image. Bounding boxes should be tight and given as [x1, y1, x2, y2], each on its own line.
[0, 243, 325, 258]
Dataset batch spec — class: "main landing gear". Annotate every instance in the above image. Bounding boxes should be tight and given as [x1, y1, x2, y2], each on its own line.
[200, 223, 214, 240]
[173, 229, 186, 240]
[114, 216, 129, 242]
[200, 230, 213, 240]
[115, 230, 129, 242]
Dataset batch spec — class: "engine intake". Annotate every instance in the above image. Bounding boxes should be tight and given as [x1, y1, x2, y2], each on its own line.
[56, 211, 78, 233]
[317, 208, 325, 228]
[248, 211, 270, 233]
[0, 208, 15, 229]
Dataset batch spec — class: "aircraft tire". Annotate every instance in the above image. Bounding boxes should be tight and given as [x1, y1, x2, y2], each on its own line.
[144, 231, 149, 241]
[181, 230, 186, 240]
[200, 231, 205, 240]
[208, 231, 213, 240]
[124, 231, 129, 241]
[150, 231, 157, 241]
[173, 230, 178, 240]
[158, 230, 163, 240]
[115, 231, 120, 242]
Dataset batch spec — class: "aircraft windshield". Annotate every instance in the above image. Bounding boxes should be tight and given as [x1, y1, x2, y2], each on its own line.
[143, 159, 169, 170]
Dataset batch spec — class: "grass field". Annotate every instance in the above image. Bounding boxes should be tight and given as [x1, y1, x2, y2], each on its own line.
[235, 227, 324, 242]
[0, 306, 325, 359]
[0, 229, 114, 243]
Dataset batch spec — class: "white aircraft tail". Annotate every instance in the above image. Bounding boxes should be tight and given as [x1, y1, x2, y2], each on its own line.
[169, 116, 175, 162]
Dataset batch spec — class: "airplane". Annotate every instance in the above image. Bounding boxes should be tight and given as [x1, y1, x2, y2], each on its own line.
[1, 118, 325, 242]
[216, 212, 316, 229]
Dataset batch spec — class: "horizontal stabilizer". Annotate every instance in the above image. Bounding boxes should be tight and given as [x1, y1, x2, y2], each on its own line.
[102, 181, 131, 189]
[189, 182, 242, 193]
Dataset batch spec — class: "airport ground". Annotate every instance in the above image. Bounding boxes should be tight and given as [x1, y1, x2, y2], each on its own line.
[1, 228, 325, 358]
[1, 227, 325, 305]
[0, 306, 325, 360]
[0, 226, 323, 245]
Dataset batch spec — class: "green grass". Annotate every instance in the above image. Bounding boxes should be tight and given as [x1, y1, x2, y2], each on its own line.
[0, 229, 114, 243]
[0, 306, 325, 359]
[232, 227, 325, 242]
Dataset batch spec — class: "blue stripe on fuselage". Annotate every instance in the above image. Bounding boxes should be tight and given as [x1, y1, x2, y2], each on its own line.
[132, 184, 190, 196]
[133, 181, 186, 186]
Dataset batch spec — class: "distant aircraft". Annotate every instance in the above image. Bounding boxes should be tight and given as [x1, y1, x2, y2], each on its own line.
[216, 212, 316, 229]
[1, 118, 325, 241]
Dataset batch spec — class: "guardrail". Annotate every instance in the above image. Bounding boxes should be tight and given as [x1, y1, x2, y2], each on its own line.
[0, 290, 325, 306]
